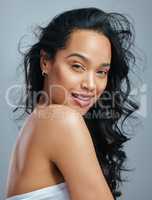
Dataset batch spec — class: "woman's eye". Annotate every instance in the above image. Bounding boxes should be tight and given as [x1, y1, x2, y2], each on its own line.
[97, 70, 108, 78]
[71, 64, 84, 71]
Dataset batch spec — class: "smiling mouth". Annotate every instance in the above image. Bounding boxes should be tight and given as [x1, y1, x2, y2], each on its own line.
[71, 92, 93, 108]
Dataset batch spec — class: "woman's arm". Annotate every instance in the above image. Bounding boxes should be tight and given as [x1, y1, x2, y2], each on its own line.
[34, 105, 114, 200]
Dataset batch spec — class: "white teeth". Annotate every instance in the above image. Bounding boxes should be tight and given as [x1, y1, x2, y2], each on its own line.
[77, 96, 90, 100]
[72, 93, 90, 101]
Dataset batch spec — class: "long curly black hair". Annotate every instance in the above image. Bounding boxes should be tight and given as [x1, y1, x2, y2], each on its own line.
[13, 7, 139, 199]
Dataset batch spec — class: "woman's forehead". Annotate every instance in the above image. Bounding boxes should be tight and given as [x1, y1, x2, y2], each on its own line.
[67, 29, 110, 48]
[59, 29, 111, 64]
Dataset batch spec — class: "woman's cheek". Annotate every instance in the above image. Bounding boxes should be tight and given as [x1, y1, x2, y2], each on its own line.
[97, 78, 107, 93]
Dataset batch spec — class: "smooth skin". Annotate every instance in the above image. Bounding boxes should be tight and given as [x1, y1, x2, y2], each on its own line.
[5, 30, 114, 200]
[39, 29, 111, 115]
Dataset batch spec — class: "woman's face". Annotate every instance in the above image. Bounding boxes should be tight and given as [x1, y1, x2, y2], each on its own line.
[41, 29, 111, 115]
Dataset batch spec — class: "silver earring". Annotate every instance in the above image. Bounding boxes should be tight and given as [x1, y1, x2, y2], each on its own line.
[42, 71, 47, 76]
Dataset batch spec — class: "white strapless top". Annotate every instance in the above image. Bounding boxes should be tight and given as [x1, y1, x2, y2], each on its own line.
[6, 182, 71, 200]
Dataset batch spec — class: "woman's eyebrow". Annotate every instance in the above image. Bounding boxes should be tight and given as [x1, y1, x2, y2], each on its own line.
[66, 52, 111, 68]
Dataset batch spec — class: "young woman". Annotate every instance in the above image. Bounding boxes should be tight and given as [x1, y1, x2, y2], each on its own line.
[5, 7, 139, 200]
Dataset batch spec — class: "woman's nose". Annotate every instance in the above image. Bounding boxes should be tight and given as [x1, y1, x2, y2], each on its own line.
[81, 72, 96, 92]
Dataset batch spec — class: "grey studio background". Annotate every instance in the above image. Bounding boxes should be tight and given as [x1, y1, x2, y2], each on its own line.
[0, 0, 151, 200]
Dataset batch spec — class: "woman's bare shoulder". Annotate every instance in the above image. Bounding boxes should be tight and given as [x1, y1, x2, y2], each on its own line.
[32, 104, 84, 129]
[30, 104, 85, 157]
[33, 104, 82, 121]
[28, 105, 114, 199]
[32, 105, 114, 199]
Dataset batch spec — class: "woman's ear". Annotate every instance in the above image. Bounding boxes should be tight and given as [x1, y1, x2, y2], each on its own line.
[40, 49, 50, 74]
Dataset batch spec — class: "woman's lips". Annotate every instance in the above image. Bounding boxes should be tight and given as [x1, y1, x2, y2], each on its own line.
[71, 93, 93, 108]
